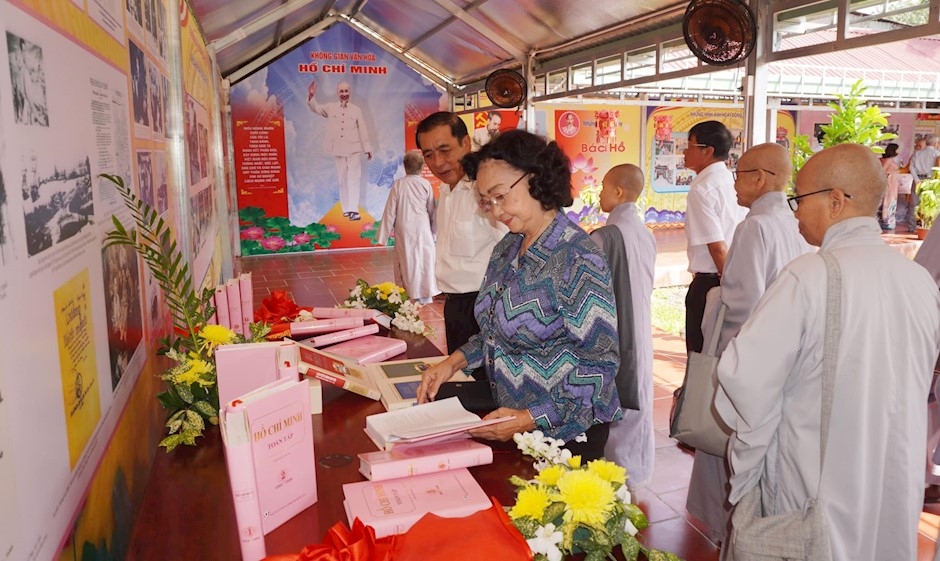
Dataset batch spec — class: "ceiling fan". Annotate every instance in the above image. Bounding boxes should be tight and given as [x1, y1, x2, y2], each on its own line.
[682, 0, 757, 66]
[484, 69, 527, 109]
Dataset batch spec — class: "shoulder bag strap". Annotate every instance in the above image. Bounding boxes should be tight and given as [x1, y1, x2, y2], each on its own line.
[818, 251, 842, 494]
[704, 303, 727, 356]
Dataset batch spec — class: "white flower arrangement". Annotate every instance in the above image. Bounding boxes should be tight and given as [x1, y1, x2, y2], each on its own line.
[340, 279, 430, 336]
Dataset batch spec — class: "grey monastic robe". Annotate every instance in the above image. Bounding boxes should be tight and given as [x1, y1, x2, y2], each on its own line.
[687, 191, 813, 544]
[716, 217, 940, 561]
[591, 202, 656, 487]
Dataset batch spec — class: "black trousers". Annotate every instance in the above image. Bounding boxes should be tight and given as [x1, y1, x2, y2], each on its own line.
[562, 422, 610, 462]
[443, 291, 487, 380]
[685, 273, 721, 354]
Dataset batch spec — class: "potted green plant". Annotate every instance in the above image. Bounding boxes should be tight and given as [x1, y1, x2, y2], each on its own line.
[790, 80, 896, 185]
[916, 168, 940, 240]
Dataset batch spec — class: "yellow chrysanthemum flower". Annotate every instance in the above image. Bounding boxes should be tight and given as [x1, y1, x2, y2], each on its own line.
[200, 324, 237, 350]
[568, 455, 582, 469]
[587, 459, 627, 486]
[508, 484, 552, 521]
[175, 358, 214, 387]
[536, 464, 567, 486]
[555, 470, 616, 527]
[376, 282, 397, 295]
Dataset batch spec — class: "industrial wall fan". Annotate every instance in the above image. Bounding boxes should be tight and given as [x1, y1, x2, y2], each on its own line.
[682, 0, 757, 66]
[485, 69, 526, 109]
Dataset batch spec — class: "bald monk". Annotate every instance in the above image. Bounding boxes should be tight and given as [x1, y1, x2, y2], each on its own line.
[715, 143, 940, 561]
[591, 164, 657, 488]
[686, 143, 813, 549]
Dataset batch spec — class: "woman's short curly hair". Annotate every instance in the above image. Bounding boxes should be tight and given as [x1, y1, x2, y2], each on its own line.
[461, 130, 573, 210]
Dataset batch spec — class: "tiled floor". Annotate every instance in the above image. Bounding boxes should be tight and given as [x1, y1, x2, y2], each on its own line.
[237, 226, 939, 560]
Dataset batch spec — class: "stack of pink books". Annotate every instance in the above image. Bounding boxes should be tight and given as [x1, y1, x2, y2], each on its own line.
[209, 272, 254, 337]
[342, 468, 490, 539]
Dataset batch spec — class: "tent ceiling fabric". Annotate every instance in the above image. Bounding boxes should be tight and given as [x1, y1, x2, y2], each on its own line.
[190, 0, 685, 85]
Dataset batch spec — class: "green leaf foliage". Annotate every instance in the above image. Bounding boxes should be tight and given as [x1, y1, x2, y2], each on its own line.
[819, 80, 897, 150]
[791, 80, 896, 177]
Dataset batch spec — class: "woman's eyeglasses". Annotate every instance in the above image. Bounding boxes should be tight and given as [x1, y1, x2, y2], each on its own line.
[477, 173, 527, 213]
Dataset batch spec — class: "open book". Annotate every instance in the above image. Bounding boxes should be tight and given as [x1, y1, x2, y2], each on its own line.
[364, 396, 514, 451]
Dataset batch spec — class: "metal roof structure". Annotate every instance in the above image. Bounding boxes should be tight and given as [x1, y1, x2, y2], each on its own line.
[189, 0, 940, 108]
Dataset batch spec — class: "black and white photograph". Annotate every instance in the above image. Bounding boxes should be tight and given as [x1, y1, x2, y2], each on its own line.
[0, 143, 12, 266]
[125, 0, 142, 28]
[160, 74, 169, 138]
[128, 39, 149, 129]
[7, 32, 50, 127]
[188, 184, 213, 258]
[142, 0, 155, 44]
[154, 0, 167, 60]
[147, 60, 162, 136]
[136, 151, 153, 208]
[197, 122, 208, 181]
[152, 150, 168, 214]
[185, 95, 201, 184]
[21, 152, 94, 257]
[101, 239, 143, 390]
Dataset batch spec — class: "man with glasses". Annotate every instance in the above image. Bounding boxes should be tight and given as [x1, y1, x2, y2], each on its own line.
[416, 112, 506, 377]
[715, 144, 940, 561]
[686, 143, 812, 549]
[682, 120, 745, 354]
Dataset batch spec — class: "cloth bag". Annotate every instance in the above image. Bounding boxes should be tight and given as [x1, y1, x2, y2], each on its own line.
[669, 303, 732, 456]
[729, 252, 840, 561]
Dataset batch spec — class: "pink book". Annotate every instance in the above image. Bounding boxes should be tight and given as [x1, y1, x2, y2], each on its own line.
[310, 307, 379, 320]
[277, 343, 299, 381]
[214, 284, 231, 330]
[216, 341, 297, 408]
[239, 272, 254, 337]
[358, 439, 493, 481]
[230, 378, 317, 535]
[289, 317, 364, 337]
[321, 335, 407, 364]
[226, 278, 243, 337]
[220, 406, 267, 561]
[207, 292, 218, 325]
[302, 323, 379, 347]
[342, 468, 490, 538]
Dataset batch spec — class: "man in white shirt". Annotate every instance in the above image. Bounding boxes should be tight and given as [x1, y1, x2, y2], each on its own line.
[682, 120, 744, 353]
[686, 142, 813, 548]
[416, 112, 506, 375]
[308, 80, 373, 221]
[715, 143, 940, 561]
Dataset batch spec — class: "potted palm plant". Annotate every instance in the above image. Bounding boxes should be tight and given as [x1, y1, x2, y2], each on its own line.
[916, 169, 940, 240]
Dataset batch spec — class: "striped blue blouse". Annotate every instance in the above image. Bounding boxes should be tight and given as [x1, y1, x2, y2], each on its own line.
[459, 211, 623, 443]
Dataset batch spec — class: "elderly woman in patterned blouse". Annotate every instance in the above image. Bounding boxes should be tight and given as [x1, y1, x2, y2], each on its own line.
[416, 130, 622, 461]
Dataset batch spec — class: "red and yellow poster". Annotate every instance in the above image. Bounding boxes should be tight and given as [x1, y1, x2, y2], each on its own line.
[551, 106, 641, 229]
